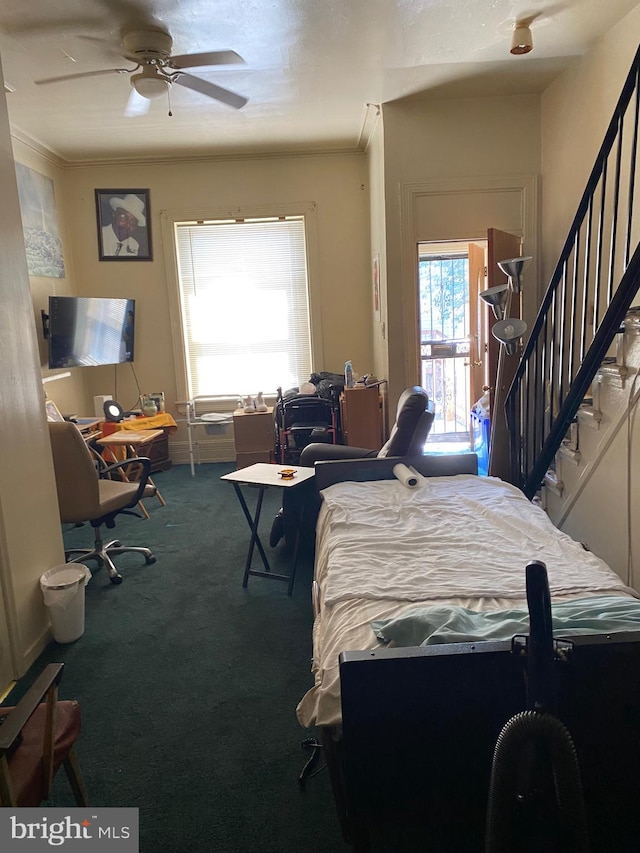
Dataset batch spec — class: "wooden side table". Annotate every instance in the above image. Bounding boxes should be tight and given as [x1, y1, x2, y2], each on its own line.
[340, 385, 383, 449]
[232, 407, 275, 469]
[96, 430, 167, 519]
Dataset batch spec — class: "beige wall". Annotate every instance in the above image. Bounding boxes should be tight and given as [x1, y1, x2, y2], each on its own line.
[379, 94, 541, 407]
[0, 98, 66, 681]
[31, 152, 371, 460]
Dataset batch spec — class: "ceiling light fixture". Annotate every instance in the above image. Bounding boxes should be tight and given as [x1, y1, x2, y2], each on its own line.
[510, 22, 533, 55]
[131, 67, 172, 99]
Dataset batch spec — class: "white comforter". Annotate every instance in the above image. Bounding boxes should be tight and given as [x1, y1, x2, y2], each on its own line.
[321, 475, 628, 604]
[297, 474, 635, 730]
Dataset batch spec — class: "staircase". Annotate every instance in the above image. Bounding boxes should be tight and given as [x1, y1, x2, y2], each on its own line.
[506, 45, 640, 499]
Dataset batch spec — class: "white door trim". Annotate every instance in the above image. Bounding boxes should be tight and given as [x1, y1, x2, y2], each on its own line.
[400, 174, 539, 387]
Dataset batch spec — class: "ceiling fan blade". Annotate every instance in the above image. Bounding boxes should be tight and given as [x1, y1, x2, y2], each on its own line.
[174, 72, 248, 109]
[35, 68, 131, 86]
[124, 87, 151, 117]
[170, 50, 244, 69]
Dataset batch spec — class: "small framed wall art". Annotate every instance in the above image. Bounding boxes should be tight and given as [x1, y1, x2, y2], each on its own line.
[95, 189, 152, 261]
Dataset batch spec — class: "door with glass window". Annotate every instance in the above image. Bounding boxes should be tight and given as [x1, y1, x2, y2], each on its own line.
[418, 247, 480, 450]
[418, 230, 521, 461]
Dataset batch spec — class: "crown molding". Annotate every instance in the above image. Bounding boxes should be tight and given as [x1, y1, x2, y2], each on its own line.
[10, 125, 67, 168]
[9, 123, 364, 169]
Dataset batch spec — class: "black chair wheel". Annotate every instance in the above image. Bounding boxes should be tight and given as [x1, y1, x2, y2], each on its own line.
[110, 573, 123, 585]
[146, 556, 156, 565]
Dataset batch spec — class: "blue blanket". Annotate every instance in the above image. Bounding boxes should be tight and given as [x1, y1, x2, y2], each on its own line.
[371, 595, 640, 647]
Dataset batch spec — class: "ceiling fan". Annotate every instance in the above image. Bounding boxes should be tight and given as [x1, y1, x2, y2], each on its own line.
[35, 27, 248, 116]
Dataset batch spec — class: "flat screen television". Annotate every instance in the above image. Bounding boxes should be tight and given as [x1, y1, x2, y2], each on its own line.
[48, 296, 135, 369]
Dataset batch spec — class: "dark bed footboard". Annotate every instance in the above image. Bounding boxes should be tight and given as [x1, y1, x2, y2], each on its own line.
[335, 633, 640, 852]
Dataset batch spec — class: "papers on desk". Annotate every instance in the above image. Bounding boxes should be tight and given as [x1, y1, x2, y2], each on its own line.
[75, 418, 101, 432]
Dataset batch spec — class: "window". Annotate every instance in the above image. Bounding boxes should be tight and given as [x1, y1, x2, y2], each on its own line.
[172, 215, 313, 398]
[418, 253, 470, 343]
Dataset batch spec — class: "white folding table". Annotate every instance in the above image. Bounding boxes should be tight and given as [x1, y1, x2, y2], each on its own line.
[221, 463, 315, 596]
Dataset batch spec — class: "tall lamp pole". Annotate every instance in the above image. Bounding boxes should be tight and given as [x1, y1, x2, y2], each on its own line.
[482, 256, 532, 480]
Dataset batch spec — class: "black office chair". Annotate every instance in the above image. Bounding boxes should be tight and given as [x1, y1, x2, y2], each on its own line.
[270, 386, 435, 550]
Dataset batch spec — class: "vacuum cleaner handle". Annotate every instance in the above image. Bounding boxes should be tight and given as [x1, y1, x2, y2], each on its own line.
[525, 560, 554, 711]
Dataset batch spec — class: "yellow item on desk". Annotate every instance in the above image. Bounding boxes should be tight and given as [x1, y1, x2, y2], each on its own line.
[110, 413, 178, 433]
[97, 414, 177, 465]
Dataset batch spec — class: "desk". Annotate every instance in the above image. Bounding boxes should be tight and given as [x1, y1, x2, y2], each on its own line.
[96, 430, 167, 519]
[74, 418, 102, 441]
[101, 414, 177, 472]
[221, 463, 315, 596]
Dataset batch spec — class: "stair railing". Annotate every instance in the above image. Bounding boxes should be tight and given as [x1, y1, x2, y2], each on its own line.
[506, 45, 640, 499]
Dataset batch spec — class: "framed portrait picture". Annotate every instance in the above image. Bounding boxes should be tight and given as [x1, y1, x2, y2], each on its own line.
[95, 188, 152, 261]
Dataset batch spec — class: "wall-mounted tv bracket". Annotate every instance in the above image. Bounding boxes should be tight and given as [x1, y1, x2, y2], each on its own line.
[41, 310, 49, 339]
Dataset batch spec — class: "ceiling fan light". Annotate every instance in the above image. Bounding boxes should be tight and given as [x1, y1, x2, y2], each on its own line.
[511, 24, 533, 55]
[131, 72, 170, 99]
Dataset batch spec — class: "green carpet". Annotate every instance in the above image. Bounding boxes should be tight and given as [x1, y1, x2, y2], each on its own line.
[11, 463, 349, 852]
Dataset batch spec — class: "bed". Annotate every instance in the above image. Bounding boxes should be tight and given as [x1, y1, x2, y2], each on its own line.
[296, 455, 640, 852]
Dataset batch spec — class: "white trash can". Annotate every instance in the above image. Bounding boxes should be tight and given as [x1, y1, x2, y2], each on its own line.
[40, 564, 92, 643]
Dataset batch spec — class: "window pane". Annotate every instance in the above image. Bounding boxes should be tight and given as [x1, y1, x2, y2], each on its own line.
[419, 255, 469, 341]
[175, 217, 312, 397]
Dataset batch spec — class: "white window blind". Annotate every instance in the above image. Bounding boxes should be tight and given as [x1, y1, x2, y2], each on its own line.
[174, 216, 312, 398]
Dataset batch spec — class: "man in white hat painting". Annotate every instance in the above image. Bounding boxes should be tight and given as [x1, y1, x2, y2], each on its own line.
[101, 193, 146, 256]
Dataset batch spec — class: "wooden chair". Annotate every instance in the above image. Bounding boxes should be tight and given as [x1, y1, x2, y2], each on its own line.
[0, 663, 88, 807]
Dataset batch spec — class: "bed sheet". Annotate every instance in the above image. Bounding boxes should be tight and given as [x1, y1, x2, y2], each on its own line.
[296, 475, 637, 730]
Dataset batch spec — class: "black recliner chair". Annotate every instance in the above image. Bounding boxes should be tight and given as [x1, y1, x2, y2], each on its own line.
[270, 386, 435, 550]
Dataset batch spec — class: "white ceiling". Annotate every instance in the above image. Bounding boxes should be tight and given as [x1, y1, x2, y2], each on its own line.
[0, 0, 638, 163]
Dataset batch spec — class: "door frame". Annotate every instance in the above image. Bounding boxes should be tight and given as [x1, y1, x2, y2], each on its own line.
[400, 174, 539, 392]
